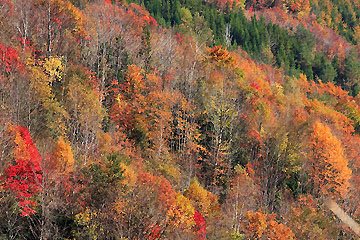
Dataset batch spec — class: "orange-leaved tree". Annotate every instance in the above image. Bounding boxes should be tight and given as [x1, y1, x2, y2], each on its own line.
[309, 121, 351, 198]
[51, 137, 74, 173]
[245, 211, 295, 239]
[120, 172, 195, 238]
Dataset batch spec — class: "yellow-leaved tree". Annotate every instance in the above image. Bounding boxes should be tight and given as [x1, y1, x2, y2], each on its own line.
[27, 56, 67, 137]
[185, 178, 220, 217]
[52, 137, 74, 173]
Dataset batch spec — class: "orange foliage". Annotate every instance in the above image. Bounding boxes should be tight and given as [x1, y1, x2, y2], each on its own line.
[52, 137, 74, 173]
[306, 98, 354, 134]
[167, 193, 196, 231]
[246, 211, 294, 239]
[112, 64, 183, 159]
[286, 194, 338, 239]
[48, 0, 87, 37]
[33, 0, 87, 54]
[207, 45, 236, 69]
[137, 173, 176, 210]
[136, 172, 195, 231]
[309, 122, 351, 198]
[285, 0, 311, 17]
[111, 65, 146, 131]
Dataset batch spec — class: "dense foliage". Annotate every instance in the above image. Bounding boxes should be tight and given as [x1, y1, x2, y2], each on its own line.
[1, 0, 360, 239]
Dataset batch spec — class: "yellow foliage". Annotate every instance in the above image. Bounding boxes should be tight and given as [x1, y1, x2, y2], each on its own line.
[235, 0, 246, 9]
[159, 164, 181, 182]
[185, 178, 220, 217]
[167, 193, 195, 230]
[75, 208, 103, 240]
[97, 132, 112, 155]
[26, 57, 68, 136]
[119, 162, 137, 187]
[65, 67, 104, 140]
[53, 137, 74, 173]
[113, 163, 136, 215]
[42, 56, 64, 80]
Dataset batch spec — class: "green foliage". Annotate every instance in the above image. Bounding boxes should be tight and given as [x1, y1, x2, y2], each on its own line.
[125, 0, 360, 94]
[312, 54, 337, 83]
[79, 154, 125, 208]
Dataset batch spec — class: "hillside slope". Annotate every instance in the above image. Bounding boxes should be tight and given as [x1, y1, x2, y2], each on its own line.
[0, 0, 360, 239]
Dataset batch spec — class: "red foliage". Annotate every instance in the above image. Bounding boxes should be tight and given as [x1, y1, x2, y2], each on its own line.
[111, 65, 145, 131]
[146, 224, 162, 240]
[18, 37, 33, 51]
[137, 172, 176, 209]
[250, 82, 262, 91]
[3, 0, 14, 15]
[175, 32, 183, 42]
[291, 3, 296, 11]
[127, 3, 158, 27]
[193, 211, 207, 240]
[0, 44, 24, 74]
[2, 126, 42, 216]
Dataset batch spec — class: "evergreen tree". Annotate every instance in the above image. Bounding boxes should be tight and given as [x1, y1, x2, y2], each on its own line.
[343, 49, 360, 95]
[313, 54, 337, 83]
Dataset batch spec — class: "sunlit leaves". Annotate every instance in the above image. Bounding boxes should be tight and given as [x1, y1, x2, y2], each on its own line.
[309, 122, 351, 198]
[207, 45, 237, 69]
[2, 0, 360, 238]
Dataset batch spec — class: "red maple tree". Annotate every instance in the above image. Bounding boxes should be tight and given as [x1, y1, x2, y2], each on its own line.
[2, 125, 42, 216]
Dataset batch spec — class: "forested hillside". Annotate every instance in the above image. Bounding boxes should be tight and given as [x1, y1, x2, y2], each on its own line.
[1, 0, 360, 239]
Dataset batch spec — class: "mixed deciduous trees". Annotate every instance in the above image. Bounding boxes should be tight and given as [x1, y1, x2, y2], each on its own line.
[1, 0, 360, 239]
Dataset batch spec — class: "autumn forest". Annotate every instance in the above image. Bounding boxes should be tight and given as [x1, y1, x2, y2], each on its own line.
[1, 0, 360, 239]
